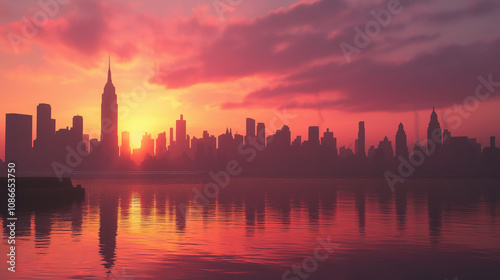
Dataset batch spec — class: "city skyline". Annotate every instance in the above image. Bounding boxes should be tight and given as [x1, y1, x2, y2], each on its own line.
[2, 63, 499, 178]
[1, 58, 499, 163]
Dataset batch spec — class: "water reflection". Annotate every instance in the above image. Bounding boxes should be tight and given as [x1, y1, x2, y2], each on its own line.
[427, 187, 442, 245]
[1, 178, 499, 280]
[99, 190, 118, 270]
[355, 187, 366, 235]
[395, 187, 407, 231]
[71, 200, 83, 238]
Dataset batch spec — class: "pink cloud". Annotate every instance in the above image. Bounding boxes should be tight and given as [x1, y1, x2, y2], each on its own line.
[223, 38, 500, 112]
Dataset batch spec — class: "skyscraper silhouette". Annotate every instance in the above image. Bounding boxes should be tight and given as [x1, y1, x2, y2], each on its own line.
[141, 133, 154, 157]
[71, 115, 83, 145]
[120, 131, 131, 158]
[5, 113, 32, 167]
[357, 121, 366, 157]
[245, 118, 256, 145]
[169, 127, 174, 149]
[321, 128, 337, 154]
[257, 122, 266, 145]
[34, 103, 55, 149]
[377, 136, 394, 160]
[156, 132, 167, 156]
[395, 123, 409, 160]
[427, 107, 442, 155]
[176, 114, 187, 153]
[308, 126, 320, 146]
[100, 57, 119, 161]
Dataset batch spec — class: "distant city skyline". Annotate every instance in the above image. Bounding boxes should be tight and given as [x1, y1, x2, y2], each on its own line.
[2, 60, 499, 179]
[2, 59, 499, 166]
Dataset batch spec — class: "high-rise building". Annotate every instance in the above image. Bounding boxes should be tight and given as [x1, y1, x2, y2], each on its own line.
[257, 122, 265, 146]
[5, 113, 32, 166]
[176, 114, 187, 152]
[427, 107, 442, 155]
[34, 103, 55, 149]
[120, 131, 131, 157]
[267, 125, 291, 149]
[357, 121, 366, 157]
[156, 132, 167, 156]
[395, 123, 409, 160]
[377, 136, 394, 160]
[100, 57, 119, 160]
[321, 128, 337, 154]
[169, 127, 174, 149]
[308, 126, 320, 146]
[83, 134, 90, 153]
[141, 133, 154, 157]
[245, 118, 256, 145]
[192, 130, 217, 158]
[71, 115, 83, 144]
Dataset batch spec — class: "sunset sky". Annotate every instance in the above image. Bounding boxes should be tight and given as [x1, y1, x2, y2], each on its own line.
[1, 0, 499, 160]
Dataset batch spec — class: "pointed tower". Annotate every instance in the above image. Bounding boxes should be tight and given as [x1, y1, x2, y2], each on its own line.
[395, 123, 409, 160]
[101, 56, 119, 160]
[426, 106, 442, 155]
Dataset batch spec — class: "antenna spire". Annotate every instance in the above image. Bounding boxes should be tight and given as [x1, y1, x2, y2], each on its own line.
[107, 54, 112, 83]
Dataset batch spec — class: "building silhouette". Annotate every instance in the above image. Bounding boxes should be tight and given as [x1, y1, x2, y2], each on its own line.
[83, 134, 90, 153]
[257, 122, 266, 145]
[427, 107, 442, 155]
[191, 130, 216, 158]
[2, 102, 499, 178]
[120, 131, 131, 158]
[377, 136, 394, 161]
[267, 125, 291, 150]
[5, 113, 32, 167]
[307, 126, 320, 147]
[175, 114, 187, 154]
[169, 127, 174, 150]
[33, 103, 55, 150]
[483, 136, 500, 175]
[100, 57, 119, 162]
[71, 115, 84, 146]
[321, 128, 337, 154]
[292, 135, 302, 148]
[156, 132, 167, 156]
[245, 118, 256, 145]
[141, 133, 154, 157]
[395, 123, 409, 160]
[357, 121, 366, 157]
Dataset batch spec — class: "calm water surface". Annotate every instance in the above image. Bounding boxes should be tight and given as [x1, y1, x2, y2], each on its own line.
[1, 178, 499, 280]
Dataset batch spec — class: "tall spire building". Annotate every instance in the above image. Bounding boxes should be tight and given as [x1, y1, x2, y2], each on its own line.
[100, 57, 119, 160]
[427, 107, 442, 155]
[395, 123, 409, 160]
